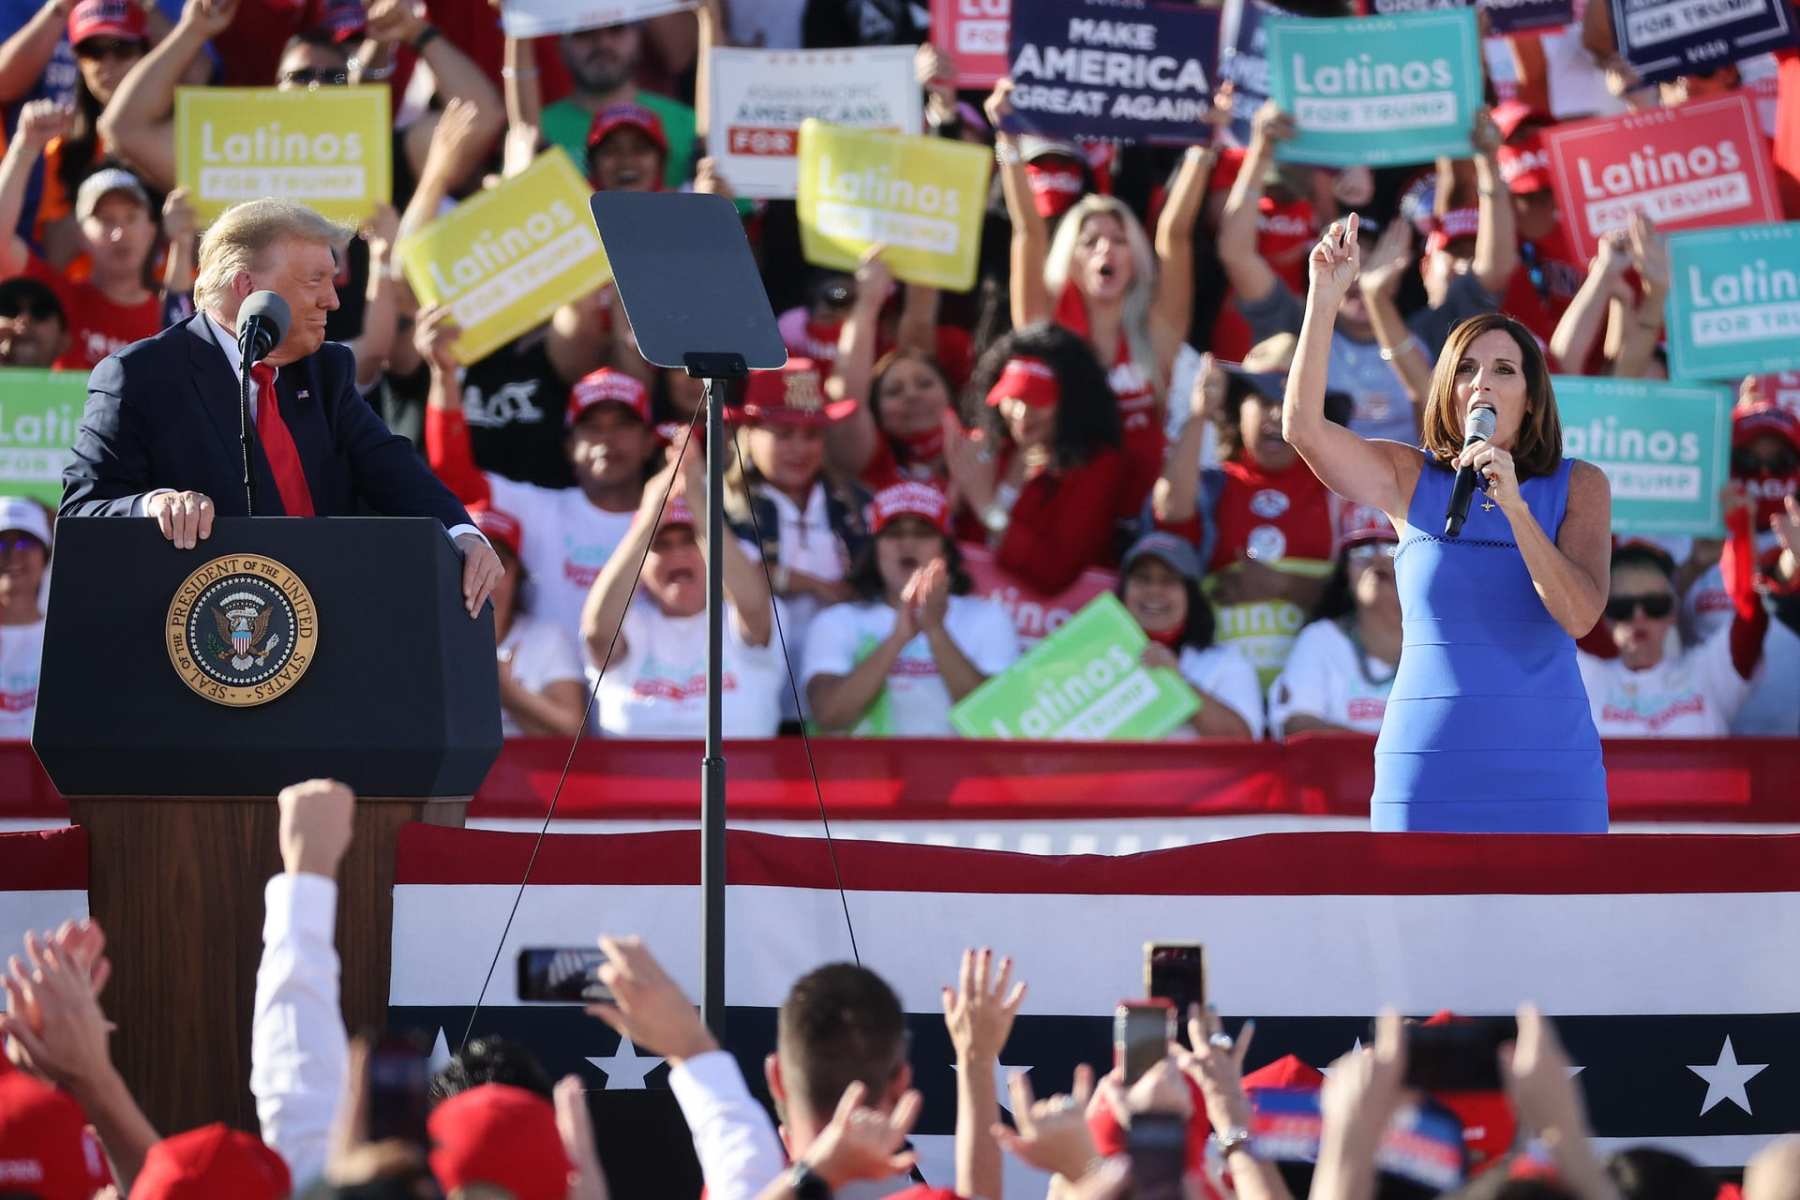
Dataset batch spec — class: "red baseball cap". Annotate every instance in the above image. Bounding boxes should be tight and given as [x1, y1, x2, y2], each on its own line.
[739, 359, 855, 424]
[471, 506, 523, 559]
[1243, 1054, 1327, 1092]
[67, 0, 146, 47]
[428, 1083, 572, 1200]
[1419, 1012, 1516, 1174]
[660, 495, 697, 531]
[1425, 207, 1481, 255]
[1491, 100, 1551, 142]
[984, 356, 1060, 409]
[1497, 135, 1553, 195]
[868, 481, 950, 535]
[1340, 503, 1398, 547]
[0, 1073, 107, 1200]
[131, 1124, 290, 1199]
[587, 103, 669, 159]
[567, 367, 652, 428]
[1732, 401, 1800, 453]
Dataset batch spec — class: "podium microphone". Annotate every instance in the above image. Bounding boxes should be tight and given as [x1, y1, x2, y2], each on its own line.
[1444, 403, 1497, 538]
[236, 291, 291, 515]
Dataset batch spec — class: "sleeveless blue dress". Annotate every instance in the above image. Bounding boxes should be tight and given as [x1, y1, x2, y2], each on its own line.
[1372, 455, 1608, 832]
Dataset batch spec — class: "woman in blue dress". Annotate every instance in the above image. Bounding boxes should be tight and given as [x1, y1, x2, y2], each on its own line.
[1283, 214, 1612, 832]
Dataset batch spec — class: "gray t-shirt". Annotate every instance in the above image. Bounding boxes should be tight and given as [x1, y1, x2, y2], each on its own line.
[1408, 270, 1501, 360]
[1236, 281, 1417, 445]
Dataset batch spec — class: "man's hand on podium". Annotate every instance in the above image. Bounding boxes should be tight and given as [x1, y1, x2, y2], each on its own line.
[147, 490, 215, 549]
[455, 531, 504, 618]
[278, 779, 355, 879]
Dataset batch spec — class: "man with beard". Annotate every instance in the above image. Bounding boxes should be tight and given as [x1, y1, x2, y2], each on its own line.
[542, 20, 696, 192]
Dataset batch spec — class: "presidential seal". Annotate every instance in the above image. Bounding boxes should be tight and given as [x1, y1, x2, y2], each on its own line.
[165, 555, 318, 707]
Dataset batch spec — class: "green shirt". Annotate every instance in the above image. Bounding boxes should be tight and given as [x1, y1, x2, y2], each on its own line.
[543, 92, 697, 191]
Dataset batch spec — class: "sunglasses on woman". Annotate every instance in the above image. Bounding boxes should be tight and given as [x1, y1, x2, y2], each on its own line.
[1732, 447, 1800, 476]
[1604, 592, 1675, 621]
[280, 68, 349, 87]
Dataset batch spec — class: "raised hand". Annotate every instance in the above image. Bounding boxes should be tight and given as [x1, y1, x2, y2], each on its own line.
[1626, 209, 1670, 296]
[853, 245, 897, 312]
[16, 99, 73, 149]
[0, 932, 116, 1092]
[1319, 1009, 1407, 1151]
[161, 187, 197, 246]
[1189, 351, 1227, 422]
[801, 1081, 923, 1188]
[1308, 213, 1363, 311]
[1180, 1005, 1256, 1133]
[276, 778, 355, 879]
[1250, 100, 1296, 148]
[984, 78, 1015, 131]
[412, 306, 463, 375]
[943, 946, 1027, 1062]
[993, 1065, 1101, 1181]
[1471, 106, 1502, 159]
[364, 0, 428, 46]
[915, 559, 952, 635]
[1358, 217, 1414, 299]
[587, 934, 718, 1066]
[1501, 1004, 1588, 1139]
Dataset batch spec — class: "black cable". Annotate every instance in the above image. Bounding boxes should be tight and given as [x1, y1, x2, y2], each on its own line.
[725, 424, 861, 968]
[459, 401, 706, 1051]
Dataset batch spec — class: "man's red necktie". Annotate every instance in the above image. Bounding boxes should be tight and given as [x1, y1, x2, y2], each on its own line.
[250, 362, 315, 517]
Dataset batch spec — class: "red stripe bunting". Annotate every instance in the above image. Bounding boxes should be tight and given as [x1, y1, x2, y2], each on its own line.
[0, 826, 88, 890]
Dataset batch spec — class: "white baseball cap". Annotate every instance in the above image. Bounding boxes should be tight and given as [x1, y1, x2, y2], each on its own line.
[0, 497, 51, 547]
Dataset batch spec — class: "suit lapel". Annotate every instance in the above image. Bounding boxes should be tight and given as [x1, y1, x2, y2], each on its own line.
[183, 314, 285, 515]
[277, 356, 330, 510]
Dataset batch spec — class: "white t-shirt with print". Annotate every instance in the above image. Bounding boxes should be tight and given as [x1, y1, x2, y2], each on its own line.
[1681, 540, 1800, 735]
[498, 614, 585, 737]
[800, 595, 1020, 736]
[1267, 618, 1394, 738]
[594, 600, 783, 739]
[0, 620, 44, 740]
[1578, 624, 1756, 738]
[486, 474, 637, 649]
[1168, 642, 1266, 740]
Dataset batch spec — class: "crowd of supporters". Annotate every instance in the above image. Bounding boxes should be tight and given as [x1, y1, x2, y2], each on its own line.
[0, 0, 1794, 746]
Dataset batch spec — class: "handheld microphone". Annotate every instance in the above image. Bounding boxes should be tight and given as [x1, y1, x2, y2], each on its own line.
[1444, 403, 1497, 538]
[237, 290, 291, 364]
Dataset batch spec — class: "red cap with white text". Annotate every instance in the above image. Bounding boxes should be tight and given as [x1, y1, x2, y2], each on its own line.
[567, 367, 652, 427]
[984, 356, 1059, 409]
[869, 481, 950, 535]
[0, 1073, 107, 1200]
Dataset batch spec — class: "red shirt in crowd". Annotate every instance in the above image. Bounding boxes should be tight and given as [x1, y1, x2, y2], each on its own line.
[1206, 148, 1319, 362]
[1053, 284, 1164, 518]
[27, 256, 161, 371]
[1502, 223, 1584, 346]
[956, 447, 1128, 596]
[1205, 455, 1338, 573]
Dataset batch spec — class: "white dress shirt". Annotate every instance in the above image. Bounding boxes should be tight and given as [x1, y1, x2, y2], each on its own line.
[250, 872, 349, 1191]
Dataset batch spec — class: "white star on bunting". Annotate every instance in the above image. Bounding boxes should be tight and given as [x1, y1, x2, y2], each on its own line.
[1686, 1036, 1767, 1116]
[587, 1036, 665, 1090]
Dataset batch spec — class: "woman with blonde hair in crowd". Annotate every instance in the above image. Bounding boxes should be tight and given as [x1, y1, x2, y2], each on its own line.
[986, 77, 1219, 514]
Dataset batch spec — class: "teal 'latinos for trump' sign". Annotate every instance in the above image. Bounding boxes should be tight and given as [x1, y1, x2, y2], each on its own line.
[1266, 9, 1481, 166]
[1555, 375, 1733, 535]
[1665, 222, 1800, 380]
[949, 592, 1198, 740]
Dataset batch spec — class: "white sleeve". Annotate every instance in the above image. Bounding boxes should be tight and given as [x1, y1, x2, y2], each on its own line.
[666, 1050, 788, 1200]
[1267, 623, 1338, 738]
[966, 599, 1023, 676]
[799, 604, 860, 687]
[250, 873, 349, 1192]
[482, 474, 554, 527]
[1693, 619, 1758, 722]
[1191, 645, 1266, 740]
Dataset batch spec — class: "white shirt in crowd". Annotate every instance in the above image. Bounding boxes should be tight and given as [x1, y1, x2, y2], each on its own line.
[1681, 546, 1800, 735]
[1266, 618, 1394, 739]
[250, 871, 347, 1191]
[0, 620, 44, 739]
[1168, 643, 1266, 740]
[594, 600, 784, 739]
[800, 594, 1021, 736]
[755, 482, 849, 721]
[498, 614, 585, 737]
[485, 476, 636, 649]
[1578, 622, 1757, 738]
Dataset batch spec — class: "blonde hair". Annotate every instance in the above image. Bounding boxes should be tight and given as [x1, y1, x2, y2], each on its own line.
[1042, 195, 1162, 399]
[193, 200, 349, 311]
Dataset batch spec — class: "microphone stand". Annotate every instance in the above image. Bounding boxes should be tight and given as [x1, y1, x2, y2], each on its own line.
[238, 346, 258, 517]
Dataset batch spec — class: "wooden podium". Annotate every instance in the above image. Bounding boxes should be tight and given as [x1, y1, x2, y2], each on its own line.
[34, 518, 501, 1135]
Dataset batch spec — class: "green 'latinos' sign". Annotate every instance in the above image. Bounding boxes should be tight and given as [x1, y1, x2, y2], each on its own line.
[0, 368, 84, 506]
[949, 592, 1198, 741]
[1555, 375, 1732, 535]
[1665, 222, 1800, 380]
[1266, 9, 1481, 166]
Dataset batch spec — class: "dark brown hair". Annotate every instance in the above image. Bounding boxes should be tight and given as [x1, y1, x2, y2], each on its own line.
[1420, 314, 1563, 480]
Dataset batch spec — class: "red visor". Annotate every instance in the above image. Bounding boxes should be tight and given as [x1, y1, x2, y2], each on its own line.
[869, 482, 950, 534]
[985, 357, 1060, 409]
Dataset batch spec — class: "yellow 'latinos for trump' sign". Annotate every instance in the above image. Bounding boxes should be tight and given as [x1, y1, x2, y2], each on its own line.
[396, 152, 613, 365]
[175, 86, 391, 224]
[796, 120, 991, 292]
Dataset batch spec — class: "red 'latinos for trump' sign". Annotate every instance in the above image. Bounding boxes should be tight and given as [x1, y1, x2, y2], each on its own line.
[1544, 91, 1781, 265]
[929, 0, 1011, 88]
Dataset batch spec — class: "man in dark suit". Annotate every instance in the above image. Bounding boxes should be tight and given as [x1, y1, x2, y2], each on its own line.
[60, 198, 503, 616]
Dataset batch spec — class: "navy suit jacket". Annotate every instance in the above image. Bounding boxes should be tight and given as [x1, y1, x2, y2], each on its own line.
[60, 312, 471, 531]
